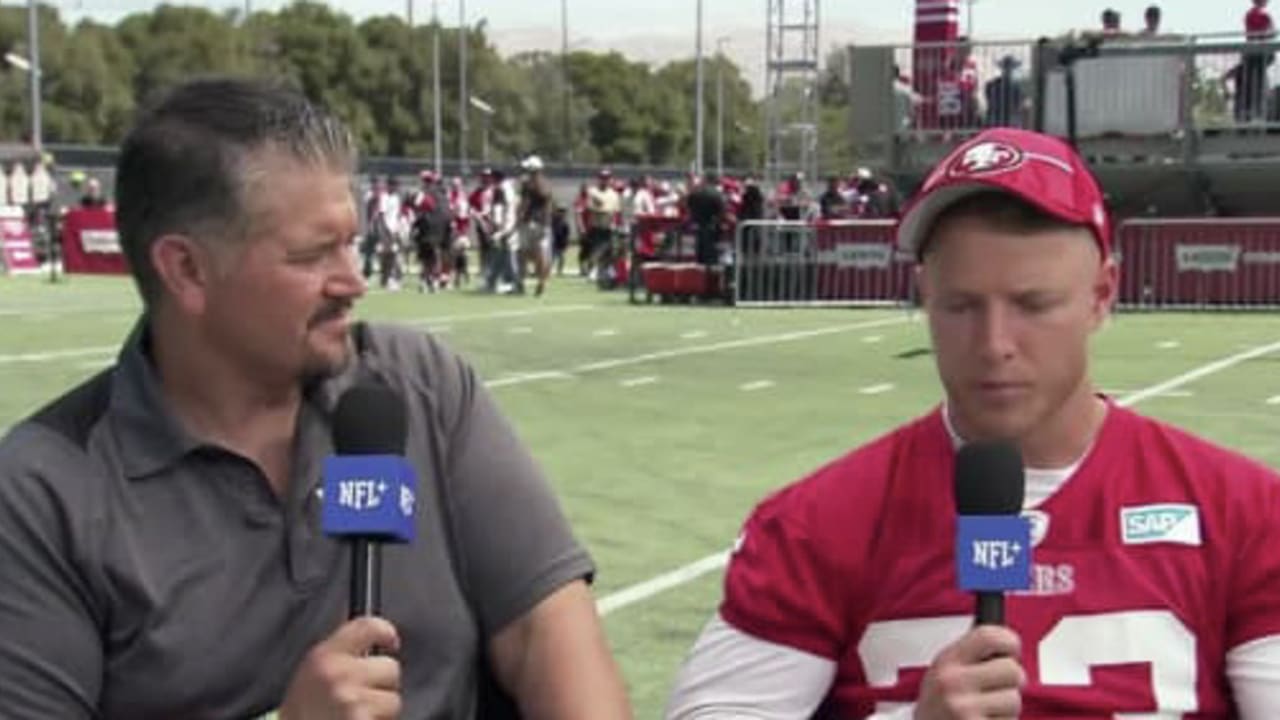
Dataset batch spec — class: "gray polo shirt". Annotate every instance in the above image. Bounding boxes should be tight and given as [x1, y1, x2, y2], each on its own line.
[0, 320, 594, 719]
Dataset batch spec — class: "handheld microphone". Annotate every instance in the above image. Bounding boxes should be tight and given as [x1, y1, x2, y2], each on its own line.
[953, 441, 1030, 626]
[323, 384, 417, 618]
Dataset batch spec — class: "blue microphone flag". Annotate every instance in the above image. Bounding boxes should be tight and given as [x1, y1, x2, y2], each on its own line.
[956, 515, 1032, 592]
[322, 454, 416, 542]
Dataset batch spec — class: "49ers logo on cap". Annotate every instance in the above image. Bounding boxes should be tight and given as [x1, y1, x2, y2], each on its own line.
[948, 141, 1025, 177]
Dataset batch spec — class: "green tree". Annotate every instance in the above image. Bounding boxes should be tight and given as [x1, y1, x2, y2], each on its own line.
[0, 1, 772, 173]
[117, 5, 250, 104]
[656, 56, 760, 172]
[566, 50, 670, 164]
[504, 51, 597, 164]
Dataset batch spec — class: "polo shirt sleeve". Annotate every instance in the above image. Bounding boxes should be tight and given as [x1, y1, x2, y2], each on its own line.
[417, 337, 595, 639]
[0, 426, 103, 718]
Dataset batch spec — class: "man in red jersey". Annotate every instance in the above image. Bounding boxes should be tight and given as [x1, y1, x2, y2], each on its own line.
[666, 128, 1280, 718]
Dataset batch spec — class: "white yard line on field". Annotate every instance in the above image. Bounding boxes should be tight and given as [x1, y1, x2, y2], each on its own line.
[739, 380, 775, 392]
[481, 316, 911, 392]
[621, 376, 659, 388]
[1115, 340, 1280, 407]
[569, 316, 910, 375]
[597, 337, 1280, 616]
[0, 346, 118, 365]
[0, 305, 598, 366]
[485, 371, 575, 388]
[1102, 388, 1194, 399]
[859, 383, 896, 395]
[597, 551, 731, 616]
[0, 304, 139, 317]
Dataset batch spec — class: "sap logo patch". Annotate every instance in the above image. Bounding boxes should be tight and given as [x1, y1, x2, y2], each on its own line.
[1121, 504, 1201, 546]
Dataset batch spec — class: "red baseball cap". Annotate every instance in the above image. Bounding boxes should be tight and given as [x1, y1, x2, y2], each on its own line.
[897, 128, 1112, 260]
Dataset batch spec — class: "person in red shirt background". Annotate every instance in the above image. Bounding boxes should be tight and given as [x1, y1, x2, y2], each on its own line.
[447, 177, 470, 288]
[468, 169, 495, 275]
[572, 182, 590, 274]
[1247, 0, 1273, 36]
[1243, 0, 1276, 121]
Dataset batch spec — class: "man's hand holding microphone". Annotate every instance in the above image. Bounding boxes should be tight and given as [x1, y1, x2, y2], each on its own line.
[281, 385, 414, 720]
[915, 441, 1030, 720]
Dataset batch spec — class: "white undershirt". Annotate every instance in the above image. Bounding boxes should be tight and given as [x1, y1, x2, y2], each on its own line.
[940, 401, 1084, 509]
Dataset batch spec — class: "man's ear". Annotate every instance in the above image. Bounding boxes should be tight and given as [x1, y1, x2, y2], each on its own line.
[150, 234, 218, 317]
[1090, 257, 1119, 330]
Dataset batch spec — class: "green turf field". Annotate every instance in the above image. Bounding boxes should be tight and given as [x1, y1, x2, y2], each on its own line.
[3, 274, 1279, 717]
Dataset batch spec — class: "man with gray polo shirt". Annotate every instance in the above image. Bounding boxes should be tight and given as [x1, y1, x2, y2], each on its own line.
[0, 76, 631, 720]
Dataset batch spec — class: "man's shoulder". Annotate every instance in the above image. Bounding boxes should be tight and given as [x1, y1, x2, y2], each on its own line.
[4, 368, 115, 460]
[348, 321, 476, 402]
[1120, 406, 1275, 478]
[1112, 407, 1280, 512]
[353, 322, 456, 373]
[0, 369, 116, 523]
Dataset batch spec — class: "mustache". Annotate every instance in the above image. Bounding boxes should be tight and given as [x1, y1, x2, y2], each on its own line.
[308, 301, 353, 329]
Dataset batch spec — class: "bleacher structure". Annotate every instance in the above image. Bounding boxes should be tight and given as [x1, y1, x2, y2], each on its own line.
[848, 32, 1280, 217]
[721, 31, 1280, 311]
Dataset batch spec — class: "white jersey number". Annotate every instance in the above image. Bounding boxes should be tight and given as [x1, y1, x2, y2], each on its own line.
[859, 610, 1197, 716]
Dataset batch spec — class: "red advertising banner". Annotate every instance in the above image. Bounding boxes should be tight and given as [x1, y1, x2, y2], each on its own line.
[1116, 219, 1280, 308]
[61, 206, 128, 275]
[812, 220, 913, 304]
[0, 206, 39, 274]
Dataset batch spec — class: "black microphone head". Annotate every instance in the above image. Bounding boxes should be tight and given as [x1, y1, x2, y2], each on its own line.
[954, 441, 1024, 516]
[332, 384, 407, 455]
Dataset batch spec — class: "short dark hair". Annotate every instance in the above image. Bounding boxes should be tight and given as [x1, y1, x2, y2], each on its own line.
[115, 75, 356, 307]
[1145, 5, 1161, 20]
[919, 191, 1087, 259]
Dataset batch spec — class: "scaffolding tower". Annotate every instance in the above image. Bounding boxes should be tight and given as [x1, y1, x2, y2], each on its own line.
[764, 0, 820, 185]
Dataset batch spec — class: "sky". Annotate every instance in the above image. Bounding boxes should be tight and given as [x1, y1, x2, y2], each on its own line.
[46, 1, 1242, 43]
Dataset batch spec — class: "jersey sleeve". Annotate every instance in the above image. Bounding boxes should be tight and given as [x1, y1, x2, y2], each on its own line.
[719, 483, 858, 660]
[665, 613, 836, 719]
[1225, 466, 1280, 649]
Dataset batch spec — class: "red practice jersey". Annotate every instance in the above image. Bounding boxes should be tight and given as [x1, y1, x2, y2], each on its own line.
[722, 404, 1280, 718]
[1246, 7, 1274, 37]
